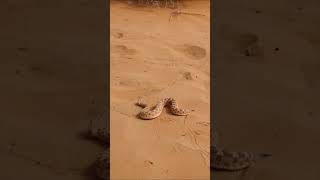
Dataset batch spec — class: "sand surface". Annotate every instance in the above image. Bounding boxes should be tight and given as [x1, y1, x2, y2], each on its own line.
[110, 0, 210, 179]
[213, 1, 320, 179]
[0, 1, 106, 180]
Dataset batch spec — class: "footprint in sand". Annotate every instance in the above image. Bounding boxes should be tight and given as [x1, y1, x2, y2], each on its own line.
[196, 121, 209, 127]
[179, 71, 199, 80]
[239, 33, 264, 58]
[229, 32, 262, 57]
[176, 44, 207, 60]
[220, 28, 264, 59]
[181, 71, 194, 80]
[113, 45, 137, 56]
[112, 32, 124, 39]
[118, 78, 141, 87]
[144, 160, 155, 168]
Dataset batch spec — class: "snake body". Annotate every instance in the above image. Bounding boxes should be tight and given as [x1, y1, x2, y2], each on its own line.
[211, 146, 271, 171]
[89, 124, 109, 180]
[136, 97, 193, 119]
[88, 98, 270, 179]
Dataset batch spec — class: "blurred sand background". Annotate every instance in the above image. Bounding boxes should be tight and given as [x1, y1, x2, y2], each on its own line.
[0, 0, 106, 180]
[110, 0, 210, 179]
[213, 0, 320, 179]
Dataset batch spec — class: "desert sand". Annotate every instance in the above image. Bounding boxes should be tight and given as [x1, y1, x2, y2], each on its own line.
[110, 0, 210, 179]
[0, 1, 106, 180]
[213, 1, 320, 179]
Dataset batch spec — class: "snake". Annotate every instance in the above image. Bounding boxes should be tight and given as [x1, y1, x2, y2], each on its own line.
[88, 97, 271, 179]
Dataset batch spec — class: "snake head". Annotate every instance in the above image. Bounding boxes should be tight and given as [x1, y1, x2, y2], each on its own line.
[136, 97, 148, 108]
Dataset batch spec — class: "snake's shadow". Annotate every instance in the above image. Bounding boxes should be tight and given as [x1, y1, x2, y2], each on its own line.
[135, 113, 153, 121]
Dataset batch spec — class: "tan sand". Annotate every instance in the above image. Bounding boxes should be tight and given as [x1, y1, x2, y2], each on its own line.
[0, 1, 106, 180]
[110, 0, 210, 179]
[213, 1, 320, 179]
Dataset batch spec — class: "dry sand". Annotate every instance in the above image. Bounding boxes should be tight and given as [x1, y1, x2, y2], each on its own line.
[213, 1, 320, 180]
[110, 0, 210, 179]
[0, 1, 106, 180]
